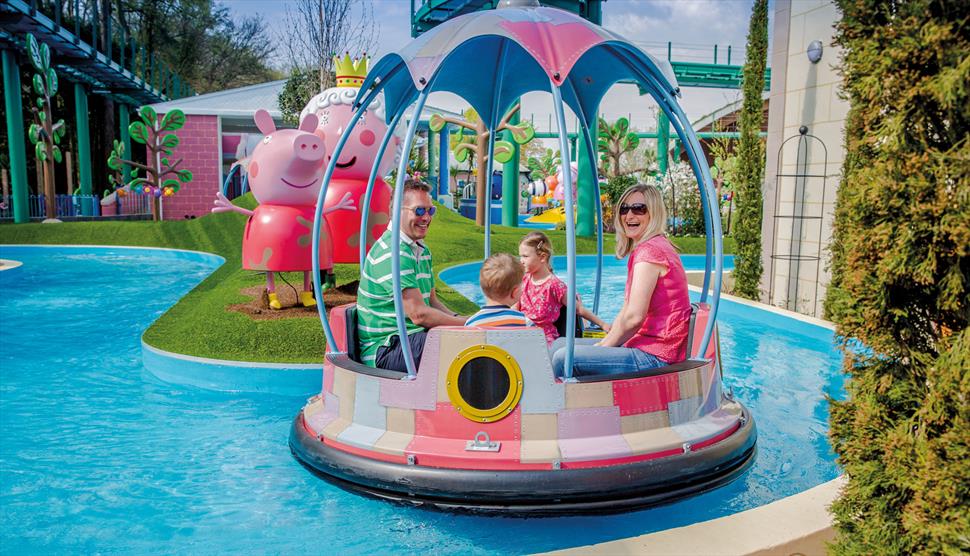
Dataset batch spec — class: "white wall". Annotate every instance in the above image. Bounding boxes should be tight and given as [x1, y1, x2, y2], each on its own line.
[760, 0, 848, 317]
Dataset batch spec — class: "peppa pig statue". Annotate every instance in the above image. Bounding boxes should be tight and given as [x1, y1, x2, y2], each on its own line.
[213, 109, 355, 310]
[299, 53, 400, 264]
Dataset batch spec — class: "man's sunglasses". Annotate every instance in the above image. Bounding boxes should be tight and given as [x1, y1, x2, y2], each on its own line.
[618, 203, 648, 216]
[405, 205, 436, 217]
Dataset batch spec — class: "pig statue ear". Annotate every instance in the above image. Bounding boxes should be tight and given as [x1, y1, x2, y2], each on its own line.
[299, 113, 319, 133]
[254, 109, 276, 135]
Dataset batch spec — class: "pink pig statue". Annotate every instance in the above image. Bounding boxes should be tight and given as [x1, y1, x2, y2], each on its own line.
[300, 88, 399, 263]
[212, 109, 355, 310]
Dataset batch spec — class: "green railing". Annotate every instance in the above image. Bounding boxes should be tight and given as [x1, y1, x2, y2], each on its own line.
[24, 0, 194, 100]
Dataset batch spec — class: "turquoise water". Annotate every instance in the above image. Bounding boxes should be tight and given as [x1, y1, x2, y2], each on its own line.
[1, 246, 843, 554]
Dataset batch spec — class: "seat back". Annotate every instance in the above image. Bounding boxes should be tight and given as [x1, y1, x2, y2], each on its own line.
[328, 303, 361, 362]
[553, 305, 584, 338]
[685, 302, 717, 360]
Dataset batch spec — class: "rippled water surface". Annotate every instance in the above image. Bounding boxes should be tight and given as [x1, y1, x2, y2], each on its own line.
[1, 246, 843, 554]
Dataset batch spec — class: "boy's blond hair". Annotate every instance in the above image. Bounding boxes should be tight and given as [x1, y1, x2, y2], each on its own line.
[480, 253, 524, 300]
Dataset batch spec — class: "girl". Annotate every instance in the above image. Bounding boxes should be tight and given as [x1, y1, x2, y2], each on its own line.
[517, 231, 610, 345]
[549, 184, 691, 377]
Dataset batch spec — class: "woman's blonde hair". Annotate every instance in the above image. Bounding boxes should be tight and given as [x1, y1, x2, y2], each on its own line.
[520, 231, 554, 271]
[613, 184, 667, 258]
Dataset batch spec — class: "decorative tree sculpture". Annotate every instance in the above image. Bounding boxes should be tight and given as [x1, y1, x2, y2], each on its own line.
[107, 106, 193, 221]
[25, 34, 67, 221]
[428, 103, 534, 225]
[597, 116, 639, 179]
[526, 148, 560, 181]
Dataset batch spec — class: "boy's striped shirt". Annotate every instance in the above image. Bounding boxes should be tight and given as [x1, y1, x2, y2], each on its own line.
[356, 230, 434, 366]
[465, 305, 534, 328]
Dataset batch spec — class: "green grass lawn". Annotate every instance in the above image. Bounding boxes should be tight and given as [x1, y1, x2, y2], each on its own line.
[0, 196, 734, 363]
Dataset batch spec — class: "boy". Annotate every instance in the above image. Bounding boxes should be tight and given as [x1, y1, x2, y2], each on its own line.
[465, 253, 534, 328]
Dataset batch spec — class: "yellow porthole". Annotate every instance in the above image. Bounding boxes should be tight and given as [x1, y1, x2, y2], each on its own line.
[446, 344, 523, 423]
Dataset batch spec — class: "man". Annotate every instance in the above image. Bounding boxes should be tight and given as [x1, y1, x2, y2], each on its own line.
[356, 179, 467, 371]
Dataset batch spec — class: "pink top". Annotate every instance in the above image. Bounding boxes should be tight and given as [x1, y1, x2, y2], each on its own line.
[623, 235, 692, 363]
[519, 273, 568, 345]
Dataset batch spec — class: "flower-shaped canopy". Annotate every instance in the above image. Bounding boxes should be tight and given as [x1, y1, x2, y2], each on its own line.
[359, 3, 679, 130]
[314, 1, 723, 378]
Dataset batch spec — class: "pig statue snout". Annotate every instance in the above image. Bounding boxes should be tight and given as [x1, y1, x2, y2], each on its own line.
[294, 133, 325, 162]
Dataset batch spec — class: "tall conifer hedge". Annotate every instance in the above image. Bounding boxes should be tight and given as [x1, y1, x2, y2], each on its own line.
[732, 0, 768, 299]
[825, 1, 969, 553]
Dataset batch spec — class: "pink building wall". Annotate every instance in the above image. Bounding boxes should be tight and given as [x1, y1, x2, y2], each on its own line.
[156, 114, 221, 220]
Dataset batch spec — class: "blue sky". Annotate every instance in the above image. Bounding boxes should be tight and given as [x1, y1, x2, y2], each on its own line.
[225, 0, 762, 66]
[223, 0, 766, 119]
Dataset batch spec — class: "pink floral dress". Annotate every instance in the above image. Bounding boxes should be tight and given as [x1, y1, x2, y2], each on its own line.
[519, 273, 568, 345]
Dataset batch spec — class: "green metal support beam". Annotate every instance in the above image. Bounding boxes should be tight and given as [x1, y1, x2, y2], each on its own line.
[2, 49, 29, 223]
[428, 129, 437, 199]
[119, 104, 132, 184]
[576, 115, 597, 237]
[74, 83, 93, 215]
[501, 108, 520, 227]
[669, 61, 771, 91]
[657, 110, 670, 175]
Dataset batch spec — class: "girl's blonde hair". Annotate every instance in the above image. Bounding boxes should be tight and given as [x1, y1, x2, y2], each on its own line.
[520, 231, 554, 271]
[614, 184, 667, 258]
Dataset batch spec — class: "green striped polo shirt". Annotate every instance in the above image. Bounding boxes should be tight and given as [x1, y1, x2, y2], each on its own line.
[356, 229, 435, 366]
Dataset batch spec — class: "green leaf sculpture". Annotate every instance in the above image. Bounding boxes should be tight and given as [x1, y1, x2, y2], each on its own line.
[25, 33, 65, 220]
[598, 116, 641, 178]
[431, 102, 534, 225]
[108, 108, 192, 219]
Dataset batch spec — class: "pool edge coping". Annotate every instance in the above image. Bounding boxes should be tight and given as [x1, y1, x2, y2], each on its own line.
[547, 475, 846, 555]
[0, 259, 24, 271]
[0, 243, 228, 264]
[141, 340, 323, 371]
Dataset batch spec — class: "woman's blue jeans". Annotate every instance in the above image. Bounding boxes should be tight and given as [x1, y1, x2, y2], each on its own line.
[549, 337, 667, 378]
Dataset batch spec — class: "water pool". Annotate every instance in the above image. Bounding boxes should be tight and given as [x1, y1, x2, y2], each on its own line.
[1, 246, 843, 554]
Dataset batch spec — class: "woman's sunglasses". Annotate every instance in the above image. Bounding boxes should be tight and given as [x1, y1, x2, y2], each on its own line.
[618, 203, 648, 216]
[405, 205, 436, 217]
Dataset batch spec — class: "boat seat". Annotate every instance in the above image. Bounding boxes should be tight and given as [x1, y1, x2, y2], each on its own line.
[553, 305, 584, 338]
[568, 302, 718, 382]
[344, 305, 362, 363]
[685, 302, 699, 359]
[326, 304, 409, 379]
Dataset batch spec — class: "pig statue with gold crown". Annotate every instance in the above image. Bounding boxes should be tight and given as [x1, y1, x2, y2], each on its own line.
[300, 53, 402, 264]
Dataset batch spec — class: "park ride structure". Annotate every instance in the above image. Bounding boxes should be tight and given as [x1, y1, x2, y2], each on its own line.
[290, 0, 755, 514]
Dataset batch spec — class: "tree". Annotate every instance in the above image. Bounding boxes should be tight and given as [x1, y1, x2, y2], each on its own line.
[280, 0, 376, 92]
[709, 122, 740, 234]
[731, 0, 768, 300]
[115, 0, 277, 94]
[824, 1, 969, 553]
[25, 34, 67, 221]
[278, 68, 319, 126]
[429, 104, 535, 225]
[526, 148, 560, 181]
[597, 116, 640, 178]
[107, 106, 193, 221]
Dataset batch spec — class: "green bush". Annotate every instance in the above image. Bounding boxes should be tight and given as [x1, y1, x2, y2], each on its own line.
[731, 0, 768, 300]
[602, 174, 638, 205]
[825, 1, 970, 553]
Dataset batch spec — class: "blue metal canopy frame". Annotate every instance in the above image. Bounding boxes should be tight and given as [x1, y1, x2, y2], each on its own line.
[311, 7, 723, 379]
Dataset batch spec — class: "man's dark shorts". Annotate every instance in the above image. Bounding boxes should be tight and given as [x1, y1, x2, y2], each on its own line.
[375, 331, 429, 372]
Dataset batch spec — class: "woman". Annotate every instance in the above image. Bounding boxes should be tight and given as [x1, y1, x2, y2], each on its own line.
[550, 184, 692, 377]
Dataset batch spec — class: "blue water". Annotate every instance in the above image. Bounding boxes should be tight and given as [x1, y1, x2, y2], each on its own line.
[1, 246, 843, 554]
